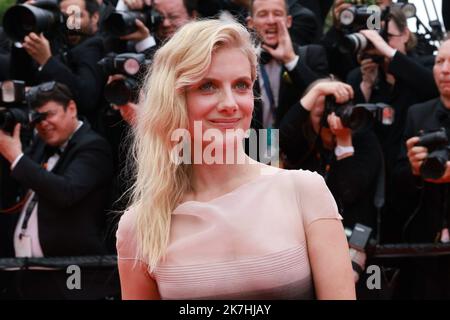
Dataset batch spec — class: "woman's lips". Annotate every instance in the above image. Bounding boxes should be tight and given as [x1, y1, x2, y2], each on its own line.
[208, 118, 241, 129]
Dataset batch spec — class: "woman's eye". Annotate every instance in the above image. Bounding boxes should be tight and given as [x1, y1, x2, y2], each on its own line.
[199, 82, 215, 92]
[235, 81, 250, 90]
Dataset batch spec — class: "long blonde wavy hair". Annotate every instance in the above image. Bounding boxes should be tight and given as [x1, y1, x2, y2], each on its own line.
[129, 19, 258, 271]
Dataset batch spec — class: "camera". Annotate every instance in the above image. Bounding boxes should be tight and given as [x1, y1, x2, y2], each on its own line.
[98, 53, 150, 105]
[102, 6, 163, 37]
[347, 223, 373, 282]
[2, 0, 66, 42]
[338, 3, 416, 55]
[323, 96, 394, 131]
[0, 81, 51, 134]
[339, 1, 378, 30]
[416, 128, 450, 180]
[0, 81, 29, 133]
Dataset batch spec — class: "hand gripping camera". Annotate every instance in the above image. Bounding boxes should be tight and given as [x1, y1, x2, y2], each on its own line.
[2, 0, 66, 42]
[338, 2, 416, 55]
[416, 128, 450, 180]
[98, 53, 151, 106]
[0, 81, 51, 134]
[322, 96, 394, 131]
[102, 6, 163, 37]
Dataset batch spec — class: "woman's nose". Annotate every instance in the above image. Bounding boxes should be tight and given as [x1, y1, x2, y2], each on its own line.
[217, 87, 238, 113]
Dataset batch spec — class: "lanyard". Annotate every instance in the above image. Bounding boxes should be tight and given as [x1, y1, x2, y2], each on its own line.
[260, 64, 277, 127]
[19, 193, 38, 239]
[19, 150, 60, 239]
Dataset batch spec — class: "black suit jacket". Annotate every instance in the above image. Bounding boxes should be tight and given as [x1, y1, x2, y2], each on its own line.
[443, 0, 450, 31]
[288, 2, 322, 46]
[9, 36, 106, 129]
[8, 122, 113, 256]
[295, 0, 334, 27]
[252, 44, 329, 129]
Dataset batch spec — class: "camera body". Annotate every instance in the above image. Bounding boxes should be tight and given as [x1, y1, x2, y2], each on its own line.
[2, 0, 66, 42]
[339, 3, 416, 56]
[103, 6, 163, 37]
[98, 53, 151, 105]
[0, 81, 29, 134]
[417, 128, 450, 180]
[323, 96, 394, 131]
[0, 81, 52, 134]
[339, 4, 388, 55]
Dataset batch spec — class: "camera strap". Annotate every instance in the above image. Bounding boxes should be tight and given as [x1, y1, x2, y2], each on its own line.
[373, 139, 386, 244]
[19, 193, 38, 240]
[19, 147, 61, 239]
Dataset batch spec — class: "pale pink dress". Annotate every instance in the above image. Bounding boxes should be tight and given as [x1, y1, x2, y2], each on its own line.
[116, 169, 342, 299]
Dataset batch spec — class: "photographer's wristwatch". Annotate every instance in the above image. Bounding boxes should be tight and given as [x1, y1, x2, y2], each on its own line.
[335, 145, 355, 158]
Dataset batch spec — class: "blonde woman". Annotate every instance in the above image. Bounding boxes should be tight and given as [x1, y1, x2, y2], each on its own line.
[116, 19, 355, 300]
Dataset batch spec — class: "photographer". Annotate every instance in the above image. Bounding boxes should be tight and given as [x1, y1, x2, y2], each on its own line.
[103, 74, 137, 213]
[393, 38, 450, 299]
[347, 6, 439, 164]
[320, 0, 394, 80]
[8, 0, 106, 130]
[345, 7, 439, 241]
[0, 82, 117, 299]
[110, 0, 198, 52]
[280, 78, 382, 231]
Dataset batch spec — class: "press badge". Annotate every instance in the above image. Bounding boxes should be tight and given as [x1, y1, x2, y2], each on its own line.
[15, 233, 32, 257]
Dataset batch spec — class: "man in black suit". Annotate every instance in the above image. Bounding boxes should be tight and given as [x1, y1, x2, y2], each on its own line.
[9, 0, 105, 130]
[247, 0, 328, 129]
[393, 38, 450, 299]
[443, 0, 450, 32]
[287, 0, 322, 46]
[0, 82, 117, 299]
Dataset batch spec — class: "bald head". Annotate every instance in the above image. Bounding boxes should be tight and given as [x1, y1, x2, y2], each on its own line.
[434, 39, 450, 101]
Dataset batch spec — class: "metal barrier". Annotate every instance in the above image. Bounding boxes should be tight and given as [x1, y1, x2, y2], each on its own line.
[0, 243, 450, 271]
[0, 255, 118, 271]
[370, 242, 450, 259]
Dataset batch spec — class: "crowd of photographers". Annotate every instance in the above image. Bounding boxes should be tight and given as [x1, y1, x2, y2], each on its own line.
[0, 0, 449, 299]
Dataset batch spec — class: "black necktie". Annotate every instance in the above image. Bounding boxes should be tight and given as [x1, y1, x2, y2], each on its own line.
[260, 50, 273, 65]
[43, 145, 62, 162]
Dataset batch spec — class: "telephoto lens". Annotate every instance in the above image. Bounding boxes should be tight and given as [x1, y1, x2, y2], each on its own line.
[3, 1, 63, 42]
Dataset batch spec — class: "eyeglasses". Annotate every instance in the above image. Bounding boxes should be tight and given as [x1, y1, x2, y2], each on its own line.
[27, 81, 57, 102]
[26, 81, 57, 108]
[30, 110, 50, 126]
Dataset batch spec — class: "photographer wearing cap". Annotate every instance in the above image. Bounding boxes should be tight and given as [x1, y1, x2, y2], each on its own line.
[393, 38, 450, 299]
[280, 78, 382, 231]
[0, 81, 116, 298]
